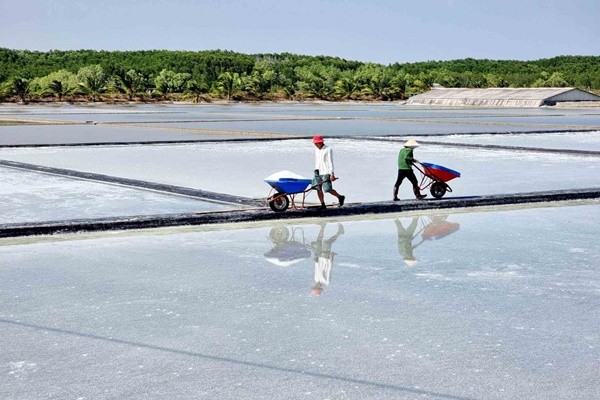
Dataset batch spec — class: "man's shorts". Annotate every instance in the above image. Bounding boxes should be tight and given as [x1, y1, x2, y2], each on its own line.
[313, 174, 333, 193]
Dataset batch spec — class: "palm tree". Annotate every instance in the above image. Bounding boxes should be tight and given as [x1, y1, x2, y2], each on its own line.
[77, 65, 108, 101]
[48, 79, 69, 101]
[186, 78, 209, 103]
[335, 72, 362, 100]
[217, 72, 241, 100]
[115, 69, 144, 100]
[79, 75, 107, 101]
[10, 77, 29, 103]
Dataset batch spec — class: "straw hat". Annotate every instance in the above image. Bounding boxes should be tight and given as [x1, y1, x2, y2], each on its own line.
[404, 139, 420, 148]
[404, 259, 418, 267]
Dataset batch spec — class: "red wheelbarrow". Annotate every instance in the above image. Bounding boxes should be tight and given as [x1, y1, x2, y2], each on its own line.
[413, 162, 461, 199]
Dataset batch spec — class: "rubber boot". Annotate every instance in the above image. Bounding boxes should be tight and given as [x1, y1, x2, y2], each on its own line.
[414, 187, 427, 200]
[393, 187, 399, 201]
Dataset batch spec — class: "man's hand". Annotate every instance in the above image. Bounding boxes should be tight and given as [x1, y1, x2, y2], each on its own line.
[330, 174, 337, 181]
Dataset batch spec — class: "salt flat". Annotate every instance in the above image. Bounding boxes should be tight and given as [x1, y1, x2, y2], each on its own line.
[1, 138, 598, 203]
[0, 166, 230, 223]
[1, 103, 599, 399]
[0, 204, 598, 399]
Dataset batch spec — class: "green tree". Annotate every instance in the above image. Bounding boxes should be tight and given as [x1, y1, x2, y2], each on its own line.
[9, 77, 29, 103]
[185, 76, 209, 102]
[295, 64, 339, 99]
[334, 70, 362, 99]
[153, 69, 191, 98]
[115, 69, 147, 100]
[216, 71, 242, 100]
[547, 72, 569, 87]
[76, 65, 108, 101]
[243, 61, 279, 99]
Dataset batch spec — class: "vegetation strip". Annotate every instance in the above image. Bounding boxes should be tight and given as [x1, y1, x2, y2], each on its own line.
[2, 49, 599, 104]
[0, 159, 263, 207]
[1, 188, 599, 238]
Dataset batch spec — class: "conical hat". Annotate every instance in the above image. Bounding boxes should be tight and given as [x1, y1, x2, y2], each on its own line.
[404, 139, 420, 148]
[404, 259, 418, 267]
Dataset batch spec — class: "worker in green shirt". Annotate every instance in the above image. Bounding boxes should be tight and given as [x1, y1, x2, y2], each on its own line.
[393, 139, 427, 201]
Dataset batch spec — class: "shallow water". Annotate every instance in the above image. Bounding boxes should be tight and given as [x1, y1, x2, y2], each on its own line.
[0, 204, 598, 399]
[0, 166, 232, 223]
[2, 104, 600, 145]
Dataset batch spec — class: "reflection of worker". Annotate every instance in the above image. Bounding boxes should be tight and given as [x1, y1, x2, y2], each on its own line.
[312, 135, 345, 211]
[393, 139, 427, 201]
[310, 223, 345, 296]
[395, 217, 420, 267]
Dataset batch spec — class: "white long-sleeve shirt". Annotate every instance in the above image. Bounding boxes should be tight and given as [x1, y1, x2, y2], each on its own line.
[314, 145, 334, 175]
[314, 258, 332, 286]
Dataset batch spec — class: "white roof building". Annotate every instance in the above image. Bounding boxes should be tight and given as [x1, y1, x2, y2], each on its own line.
[405, 87, 600, 107]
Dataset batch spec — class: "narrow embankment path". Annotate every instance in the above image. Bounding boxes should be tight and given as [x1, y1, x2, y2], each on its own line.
[1, 188, 599, 238]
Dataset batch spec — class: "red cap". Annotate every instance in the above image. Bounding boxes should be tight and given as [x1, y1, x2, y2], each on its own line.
[312, 135, 324, 144]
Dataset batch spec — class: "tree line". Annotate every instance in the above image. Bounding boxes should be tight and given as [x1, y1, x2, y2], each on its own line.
[1, 48, 599, 103]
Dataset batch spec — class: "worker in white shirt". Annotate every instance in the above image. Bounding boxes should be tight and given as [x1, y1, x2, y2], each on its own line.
[312, 135, 345, 211]
[310, 223, 345, 296]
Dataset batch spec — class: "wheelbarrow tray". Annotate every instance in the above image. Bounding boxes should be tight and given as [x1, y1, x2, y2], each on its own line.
[264, 178, 313, 194]
[422, 220, 461, 240]
[420, 162, 461, 183]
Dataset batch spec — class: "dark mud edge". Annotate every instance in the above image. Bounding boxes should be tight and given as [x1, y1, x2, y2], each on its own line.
[1, 188, 599, 238]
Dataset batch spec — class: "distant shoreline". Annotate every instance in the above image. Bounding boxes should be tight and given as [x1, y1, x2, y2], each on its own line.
[3, 99, 600, 109]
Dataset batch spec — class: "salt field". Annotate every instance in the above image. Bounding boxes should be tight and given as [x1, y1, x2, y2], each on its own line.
[0, 166, 231, 224]
[426, 131, 600, 152]
[0, 204, 599, 399]
[1, 139, 599, 203]
[1, 103, 599, 399]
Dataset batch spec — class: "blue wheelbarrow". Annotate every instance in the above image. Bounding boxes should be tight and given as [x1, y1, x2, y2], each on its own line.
[265, 176, 314, 212]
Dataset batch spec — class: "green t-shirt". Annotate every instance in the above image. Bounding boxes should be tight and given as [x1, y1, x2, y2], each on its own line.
[398, 147, 414, 170]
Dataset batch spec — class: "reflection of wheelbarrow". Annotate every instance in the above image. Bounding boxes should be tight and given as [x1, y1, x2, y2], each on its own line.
[395, 215, 460, 267]
[264, 170, 319, 212]
[421, 217, 460, 240]
[398, 215, 460, 249]
[413, 162, 461, 199]
[264, 226, 312, 267]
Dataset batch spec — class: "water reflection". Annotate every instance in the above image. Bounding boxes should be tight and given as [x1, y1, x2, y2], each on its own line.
[263, 222, 345, 296]
[263, 216, 458, 293]
[310, 223, 345, 296]
[395, 215, 460, 267]
[264, 226, 311, 267]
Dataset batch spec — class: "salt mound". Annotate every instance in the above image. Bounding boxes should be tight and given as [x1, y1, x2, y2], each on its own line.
[264, 170, 308, 181]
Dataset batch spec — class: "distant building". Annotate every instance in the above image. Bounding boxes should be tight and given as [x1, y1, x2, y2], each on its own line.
[405, 87, 600, 107]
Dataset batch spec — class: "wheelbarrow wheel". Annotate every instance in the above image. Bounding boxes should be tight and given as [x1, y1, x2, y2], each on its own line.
[430, 182, 447, 199]
[269, 194, 290, 212]
[269, 226, 290, 242]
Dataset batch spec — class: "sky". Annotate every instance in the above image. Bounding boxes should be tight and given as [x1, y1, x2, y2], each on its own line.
[0, 0, 599, 64]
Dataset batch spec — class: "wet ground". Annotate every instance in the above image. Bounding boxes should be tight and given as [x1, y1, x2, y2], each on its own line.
[0, 103, 599, 399]
[1, 205, 598, 399]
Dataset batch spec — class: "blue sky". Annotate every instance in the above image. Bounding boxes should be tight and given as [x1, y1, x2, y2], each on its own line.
[1, 0, 598, 64]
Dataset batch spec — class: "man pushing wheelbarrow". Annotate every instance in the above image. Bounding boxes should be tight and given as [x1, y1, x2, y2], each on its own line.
[312, 135, 345, 211]
[264, 135, 345, 213]
[393, 139, 428, 201]
[393, 139, 461, 200]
